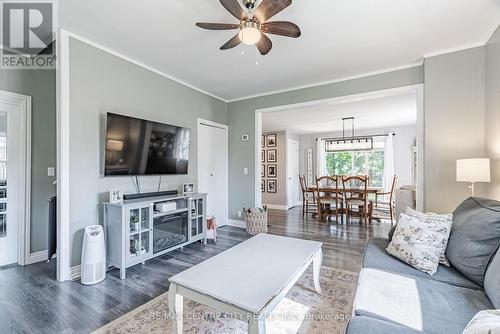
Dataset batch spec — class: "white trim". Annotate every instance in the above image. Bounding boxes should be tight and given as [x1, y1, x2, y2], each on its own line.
[228, 63, 423, 102]
[423, 41, 487, 59]
[27, 250, 48, 265]
[0, 90, 31, 267]
[56, 29, 72, 282]
[71, 265, 82, 280]
[263, 204, 288, 210]
[254, 85, 423, 211]
[63, 31, 228, 103]
[286, 138, 300, 210]
[255, 112, 263, 207]
[227, 219, 246, 229]
[197, 118, 229, 227]
[416, 84, 425, 211]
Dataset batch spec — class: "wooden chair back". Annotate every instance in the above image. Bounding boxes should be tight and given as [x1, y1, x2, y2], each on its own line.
[316, 176, 341, 200]
[389, 175, 398, 202]
[299, 174, 307, 193]
[342, 175, 369, 200]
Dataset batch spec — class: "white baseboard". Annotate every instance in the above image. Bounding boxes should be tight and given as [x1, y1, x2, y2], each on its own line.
[71, 265, 81, 280]
[27, 250, 48, 264]
[264, 204, 288, 210]
[227, 219, 246, 228]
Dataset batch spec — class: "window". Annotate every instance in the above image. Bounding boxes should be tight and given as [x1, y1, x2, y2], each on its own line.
[324, 141, 385, 188]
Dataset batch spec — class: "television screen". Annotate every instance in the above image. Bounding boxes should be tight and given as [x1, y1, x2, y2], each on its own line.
[104, 113, 191, 176]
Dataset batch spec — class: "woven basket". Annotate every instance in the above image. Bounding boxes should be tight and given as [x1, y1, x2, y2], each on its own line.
[243, 208, 268, 235]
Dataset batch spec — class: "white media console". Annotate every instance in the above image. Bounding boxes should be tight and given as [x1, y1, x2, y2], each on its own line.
[103, 193, 207, 279]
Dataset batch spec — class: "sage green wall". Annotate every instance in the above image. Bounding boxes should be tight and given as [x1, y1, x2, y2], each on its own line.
[486, 26, 500, 199]
[0, 69, 56, 253]
[424, 47, 486, 213]
[68, 38, 227, 267]
[228, 66, 424, 220]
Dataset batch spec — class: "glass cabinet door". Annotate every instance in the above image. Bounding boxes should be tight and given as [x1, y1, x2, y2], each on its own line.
[128, 206, 152, 260]
[141, 207, 150, 230]
[129, 208, 140, 234]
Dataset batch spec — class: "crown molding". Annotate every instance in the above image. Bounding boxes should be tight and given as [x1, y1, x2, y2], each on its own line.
[226, 62, 424, 103]
[63, 30, 230, 103]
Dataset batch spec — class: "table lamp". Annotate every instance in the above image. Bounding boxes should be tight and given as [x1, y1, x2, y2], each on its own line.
[456, 158, 491, 196]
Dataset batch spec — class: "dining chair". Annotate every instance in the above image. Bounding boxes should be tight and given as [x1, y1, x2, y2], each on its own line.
[299, 174, 316, 217]
[375, 175, 398, 226]
[315, 176, 344, 223]
[343, 175, 372, 225]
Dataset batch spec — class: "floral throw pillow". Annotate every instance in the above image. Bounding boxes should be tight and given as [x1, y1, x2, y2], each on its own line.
[463, 310, 500, 334]
[406, 207, 453, 266]
[386, 213, 452, 275]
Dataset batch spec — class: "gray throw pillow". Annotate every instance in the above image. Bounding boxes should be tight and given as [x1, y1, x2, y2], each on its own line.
[447, 197, 500, 286]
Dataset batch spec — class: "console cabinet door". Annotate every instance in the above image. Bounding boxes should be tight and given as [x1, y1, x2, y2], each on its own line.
[126, 204, 153, 263]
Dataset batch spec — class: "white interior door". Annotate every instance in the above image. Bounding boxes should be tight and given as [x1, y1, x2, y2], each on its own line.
[0, 101, 21, 266]
[287, 139, 300, 209]
[198, 120, 228, 226]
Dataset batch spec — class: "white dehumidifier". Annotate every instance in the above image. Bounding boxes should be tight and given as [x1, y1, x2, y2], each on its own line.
[81, 225, 106, 285]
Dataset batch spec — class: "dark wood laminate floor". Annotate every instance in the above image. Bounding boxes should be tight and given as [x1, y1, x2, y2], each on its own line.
[0, 207, 390, 334]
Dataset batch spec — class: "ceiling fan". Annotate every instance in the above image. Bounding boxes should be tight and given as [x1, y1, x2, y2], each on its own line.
[196, 0, 301, 55]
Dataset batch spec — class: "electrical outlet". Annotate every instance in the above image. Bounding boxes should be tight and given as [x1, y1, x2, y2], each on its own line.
[47, 167, 55, 177]
[237, 210, 242, 218]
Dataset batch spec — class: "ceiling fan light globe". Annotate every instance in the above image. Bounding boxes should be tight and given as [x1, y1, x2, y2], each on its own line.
[239, 27, 261, 45]
[239, 22, 262, 45]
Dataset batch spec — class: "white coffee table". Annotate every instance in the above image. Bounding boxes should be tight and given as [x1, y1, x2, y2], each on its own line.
[168, 233, 323, 334]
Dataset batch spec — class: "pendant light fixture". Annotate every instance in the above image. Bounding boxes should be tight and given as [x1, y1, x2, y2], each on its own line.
[324, 117, 374, 152]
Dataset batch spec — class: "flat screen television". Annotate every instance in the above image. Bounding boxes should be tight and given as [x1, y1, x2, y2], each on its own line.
[104, 113, 191, 176]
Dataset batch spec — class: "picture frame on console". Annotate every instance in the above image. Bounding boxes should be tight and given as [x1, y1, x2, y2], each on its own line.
[183, 183, 195, 194]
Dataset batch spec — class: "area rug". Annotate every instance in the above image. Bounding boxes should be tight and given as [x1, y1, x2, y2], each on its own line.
[93, 267, 358, 334]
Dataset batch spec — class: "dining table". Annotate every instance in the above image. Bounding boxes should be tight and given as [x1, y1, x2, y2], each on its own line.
[305, 186, 382, 222]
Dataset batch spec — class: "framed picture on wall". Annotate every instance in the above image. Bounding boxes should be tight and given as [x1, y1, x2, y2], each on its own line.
[261, 135, 265, 148]
[266, 134, 277, 147]
[267, 164, 277, 178]
[267, 180, 277, 193]
[261, 150, 265, 163]
[261, 179, 265, 192]
[267, 149, 277, 163]
[261, 164, 265, 177]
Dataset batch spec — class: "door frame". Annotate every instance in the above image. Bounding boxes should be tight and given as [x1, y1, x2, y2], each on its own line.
[286, 138, 300, 209]
[255, 84, 425, 210]
[196, 118, 229, 226]
[0, 89, 32, 266]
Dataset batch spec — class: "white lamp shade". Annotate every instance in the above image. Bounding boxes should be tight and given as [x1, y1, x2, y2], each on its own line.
[106, 140, 124, 151]
[456, 158, 491, 183]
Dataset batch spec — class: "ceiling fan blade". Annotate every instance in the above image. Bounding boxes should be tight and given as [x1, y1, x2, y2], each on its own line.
[254, 0, 292, 23]
[196, 22, 240, 30]
[220, 33, 241, 50]
[256, 34, 272, 55]
[219, 0, 247, 20]
[261, 21, 301, 38]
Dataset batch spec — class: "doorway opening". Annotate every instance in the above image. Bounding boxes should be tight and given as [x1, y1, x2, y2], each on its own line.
[256, 85, 424, 220]
[0, 90, 31, 267]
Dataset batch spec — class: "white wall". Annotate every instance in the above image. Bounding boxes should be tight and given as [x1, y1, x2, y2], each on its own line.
[298, 125, 417, 187]
[424, 46, 486, 213]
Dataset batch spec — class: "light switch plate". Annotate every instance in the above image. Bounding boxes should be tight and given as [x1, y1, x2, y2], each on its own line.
[47, 167, 55, 177]
[243, 167, 248, 174]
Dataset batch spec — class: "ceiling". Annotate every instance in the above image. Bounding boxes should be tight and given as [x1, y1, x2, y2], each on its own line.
[262, 88, 417, 134]
[60, 0, 500, 101]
